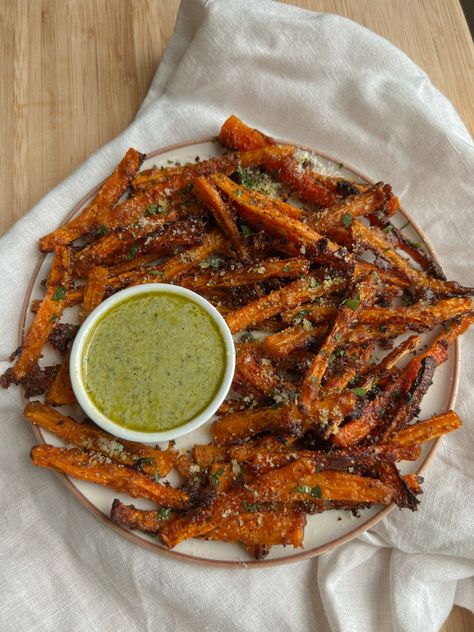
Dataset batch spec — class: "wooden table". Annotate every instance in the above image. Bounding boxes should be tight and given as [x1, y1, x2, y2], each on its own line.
[1, 1, 473, 630]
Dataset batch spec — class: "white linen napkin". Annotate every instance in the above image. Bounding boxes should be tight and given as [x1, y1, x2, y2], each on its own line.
[1, 1, 473, 630]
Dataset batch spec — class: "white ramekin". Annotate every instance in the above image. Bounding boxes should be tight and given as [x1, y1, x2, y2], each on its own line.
[69, 283, 235, 443]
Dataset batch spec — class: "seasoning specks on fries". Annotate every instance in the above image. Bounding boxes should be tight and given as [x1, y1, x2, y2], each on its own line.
[2, 115, 472, 560]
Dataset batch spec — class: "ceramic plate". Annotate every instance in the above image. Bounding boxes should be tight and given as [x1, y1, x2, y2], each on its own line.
[21, 138, 459, 567]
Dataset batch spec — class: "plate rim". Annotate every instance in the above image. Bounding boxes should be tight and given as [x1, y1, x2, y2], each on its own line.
[21, 136, 460, 568]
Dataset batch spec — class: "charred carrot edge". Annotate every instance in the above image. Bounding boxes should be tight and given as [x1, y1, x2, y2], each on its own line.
[31, 444, 186, 505]
[81, 266, 109, 321]
[25, 402, 177, 477]
[13, 246, 73, 382]
[39, 148, 145, 252]
[45, 352, 76, 406]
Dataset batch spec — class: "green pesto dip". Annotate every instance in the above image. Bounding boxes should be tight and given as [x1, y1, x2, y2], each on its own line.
[82, 292, 226, 432]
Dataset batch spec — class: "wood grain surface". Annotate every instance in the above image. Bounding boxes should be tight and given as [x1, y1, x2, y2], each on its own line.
[1, 1, 473, 630]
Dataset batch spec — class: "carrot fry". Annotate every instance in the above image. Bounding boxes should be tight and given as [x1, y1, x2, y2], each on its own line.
[45, 352, 76, 406]
[109, 230, 226, 289]
[191, 444, 229, 469]
[39, 148, 144, 251]
[193, 177, 246, 254]
[110, 498, 175, 533]
[225, 275, 346, 334]
[25, 402, 177, 477]
[12, 247, 73, 382]
[31, 444, 186, 506]
[219, 114, 274, 150]
[81, 266, 108, 321]
[182, 257, 310, 291]
[392, 410, 462, 445]
[234, 345, 293, 397]
[211, 174, 353, 270]
[263, 323, 328, 358]
[300, 270, 379, 410]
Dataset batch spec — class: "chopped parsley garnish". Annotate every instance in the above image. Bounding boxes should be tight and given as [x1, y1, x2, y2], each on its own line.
[146, 204, 165, 216]
[309, 277, 319, 288]
[400, 220, 411, 230]
[154, 465, 160, 482]
[342, 213, 352, 228]
[210, 468, 225, 486]
[311, 485, 323, 498]
[148, 270, 164, 276]
[293, 485, 311, 494]
[97, 225, 108, 236]
[407, 239, 422, 250]
[242, 500, 258, 512]
[328, 353, 336, 365]
[126, 245, 138, 260]
[158, 507, 171, 519]
[345, 292, 360, 310]
[200, 255, 223, 270]
[240, 224, 253, 238]
[49, 314, 58, 322]
[350, 387, 368, 397]
[283, 265, 291, 272]
[383, 224, 394, 233]
[52, 286, 67, 301]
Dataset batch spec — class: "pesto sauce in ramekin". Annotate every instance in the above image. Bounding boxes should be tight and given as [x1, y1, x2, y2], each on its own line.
[82, 292, 226, 432]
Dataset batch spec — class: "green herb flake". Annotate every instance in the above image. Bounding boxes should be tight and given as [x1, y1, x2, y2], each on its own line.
[240, 224, 253, 238]
[97, 225, 108, 236]
[350, 387, 368, 397]
[383, 224, 394, 233]
[328, 353, 336, 365]
[400, 220, 411, 230]
[342, 213, 352, 228]
[345, 292, 360, 310]
[310, 376, 319, 383]
[314, 463, 323, 474]
[210, 473, 219, 486]
[283, 265, 291, 272]
[148, 270, 164, 276]
[52, 286, 67, 301]
[293, 485, 311, 494]
[407, 239, 423, 250]
[146, 204, 165, 216]
[126, 246, 138, 260]
[311, 485, 323, 498]
[158, 507, 171, 519]
[154, 465, 160, 483]
[309, 277, 319, 289]
[49, 314, 58, 323]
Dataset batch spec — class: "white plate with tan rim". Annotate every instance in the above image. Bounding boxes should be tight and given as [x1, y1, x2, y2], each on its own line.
[20, 138, 459, 567]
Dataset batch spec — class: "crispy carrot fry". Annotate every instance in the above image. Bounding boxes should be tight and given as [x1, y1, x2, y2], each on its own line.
[81, 266, 108, 321]
[219, 114, 274, 150]
[31, 445, 188, 506]
[322, 343, 375, 398]
[352, 219, 474, 298]
[193, 177, 245, 254]
[375, 461, 419, 510]
[205, 509, 306, 548]
[263, 323, 328, 358]
[182, 257, 310, 291]
[191, 444, 229, 469]
[211, 174, 353, 270]
[314, 183, 393, 232]
[109, 231, 226, 289]
[12, 247, 73, 382]
[211, 404, 305, 445]
[25, 402, 177, 477]
[39, 148, 144, 251]
[110, 498, 175, 533]
[73, 210, 178, 276]
[131, 145, 293, 192]
[392, 410, 462, 445]
[225, 275, 345, 334]
[300, 270, 379, 410]
[234, 345, 293, 397]
[45, 352, 76, 406]
[281, 300, 339, 326]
